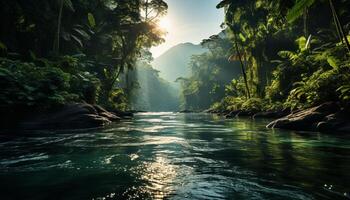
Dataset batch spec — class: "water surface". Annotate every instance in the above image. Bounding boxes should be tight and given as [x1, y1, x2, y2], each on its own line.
[0, 113, 349, 199]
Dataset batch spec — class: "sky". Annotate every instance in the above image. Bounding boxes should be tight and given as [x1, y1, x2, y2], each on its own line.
[150, 0, 225, 58]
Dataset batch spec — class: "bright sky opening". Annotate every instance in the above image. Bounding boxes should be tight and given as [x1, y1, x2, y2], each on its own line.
[151, 0, 224, 58]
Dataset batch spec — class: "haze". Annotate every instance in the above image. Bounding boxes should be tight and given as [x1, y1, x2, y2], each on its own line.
[151, 0, 224, 58]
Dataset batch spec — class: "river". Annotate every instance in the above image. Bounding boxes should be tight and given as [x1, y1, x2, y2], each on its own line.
[0, 113, 349, 199]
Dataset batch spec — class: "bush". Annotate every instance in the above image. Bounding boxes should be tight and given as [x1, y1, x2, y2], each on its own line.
[70, 71, 101, 104]
[0, 58, 80, 111]
[0, 57, 106, 114]
[285, 66, 350, 109]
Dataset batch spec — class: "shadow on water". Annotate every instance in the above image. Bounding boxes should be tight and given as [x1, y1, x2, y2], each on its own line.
[0, 113, 349, 199]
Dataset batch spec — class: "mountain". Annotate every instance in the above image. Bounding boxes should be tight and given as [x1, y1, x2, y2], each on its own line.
[129, 63, 180, 111]
[152, 42, 207, 82]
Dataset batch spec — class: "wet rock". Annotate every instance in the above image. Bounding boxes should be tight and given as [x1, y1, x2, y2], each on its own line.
[179, 110, 193, 113]
[204, 108, 222, 114]
[236, 110, 258, 117]
[225, 110, 241, 118]
[93, 105, 121, 121]
[266, 102, 347, 132]
[111, 110, 134, 118]
[225, 110, 258, 118]
[316, 109, 350, 133]
[253, 109, 290, 119]
[18, 103, 117, 130]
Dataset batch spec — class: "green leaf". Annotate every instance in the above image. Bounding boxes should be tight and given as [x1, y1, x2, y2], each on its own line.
[296, 36, 307, 51]
[239, 33, 246, 42]
[216, 0, 230, 9]
[88, 13, 96, 28]
[29, 50, 36, 60]
[287, 0, 315, 23]
[327, 56, 339, 69]
[71, 35, 83, 47]
[63, 0, 75, 12]
[72, 28, 90, 40]
[0, 41, 7, 51]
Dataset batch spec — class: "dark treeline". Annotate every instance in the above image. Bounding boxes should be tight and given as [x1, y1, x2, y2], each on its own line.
[179, 0, 350, 113]
[0, 0, 173, 120]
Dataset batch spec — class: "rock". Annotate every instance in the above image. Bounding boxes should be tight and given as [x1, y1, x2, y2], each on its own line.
[129, 110, 147, 113]
[236, 110, 258, 117]
[93, 105, 120, 121]
[217, 110, 229, 116]
[266, 102, 346, 132]
[179, 110, 193, 113]
[18, 103, 116, 130]
[204, 108, 221, 114]
[111, 110, 134, 118]
[253, 109, 290, 119]
[225, 110, 258, 118]
[316, 109, 350, 133]
[99, 112, 120, 121]
[337, 124, 350, 133]
[225, 110, 241, 118]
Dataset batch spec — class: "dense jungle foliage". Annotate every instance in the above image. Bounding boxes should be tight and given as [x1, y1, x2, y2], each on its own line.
[1, 0, 350, 115]
[0, 0, 169, 115]
[180, 0, 350, 112]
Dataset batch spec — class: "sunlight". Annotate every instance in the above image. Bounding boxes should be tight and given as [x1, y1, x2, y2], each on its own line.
[158, 17, 171, 31]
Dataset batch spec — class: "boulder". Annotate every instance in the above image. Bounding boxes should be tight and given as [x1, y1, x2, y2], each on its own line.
[111, 110, 134, 118]
[204, 108, 222, 114]
[179, 110, 193, 113]
[316, 109, 350, 133]
[225, 110, 241, 118]
[253, 109, 290, 119]
[266, 102, 350, 133]
[236, 110, 258, 117]
[18, 103, 118, 130]
[225, 110, 258, 118]
[93, 105, 121, 121]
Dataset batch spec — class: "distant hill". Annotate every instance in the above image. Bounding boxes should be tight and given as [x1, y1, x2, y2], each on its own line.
[152, 42, 207, 82]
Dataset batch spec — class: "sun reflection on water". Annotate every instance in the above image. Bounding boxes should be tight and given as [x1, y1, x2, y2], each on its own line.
[140, 155, 178, 199]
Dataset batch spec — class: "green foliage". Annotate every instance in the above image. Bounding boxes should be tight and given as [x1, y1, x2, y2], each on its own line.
[225, 78, 246, 97]
[179, 35, 241, 110]
[0, 58, 78, 110]
[87, 13, 96, 28]
[287, 0, 315, 23]
[337, 84, 350, 101]
[286, 66, 350, 109]
[0, 0, 168, 111]
[206, 0, 350, 113]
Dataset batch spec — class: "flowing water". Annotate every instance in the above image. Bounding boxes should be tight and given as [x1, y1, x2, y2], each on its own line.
[0, 113, 349, 200]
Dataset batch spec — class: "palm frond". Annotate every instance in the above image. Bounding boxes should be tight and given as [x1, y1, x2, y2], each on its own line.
[287, 0, 315, 23]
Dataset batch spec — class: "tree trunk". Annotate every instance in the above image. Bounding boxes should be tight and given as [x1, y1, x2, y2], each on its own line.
[233, 33, 251, 99]
[53, 0, 64, 55]
[303, 9, 308, 37]
[329, 0, 350, 54]
[145, 0, 149, 21]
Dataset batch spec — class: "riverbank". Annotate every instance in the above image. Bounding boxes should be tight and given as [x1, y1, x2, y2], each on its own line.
[1, 103, 134, 131]
[207, 102, 350, 133]
[2, 102, 349, 134]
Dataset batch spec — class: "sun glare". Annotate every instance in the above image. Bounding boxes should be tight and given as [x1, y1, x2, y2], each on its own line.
[158, 17, 171, 31]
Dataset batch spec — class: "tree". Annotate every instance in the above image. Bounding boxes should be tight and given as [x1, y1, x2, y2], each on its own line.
[287, 0, 350, 53]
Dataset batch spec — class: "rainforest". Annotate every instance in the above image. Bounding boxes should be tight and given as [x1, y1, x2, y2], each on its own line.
[0, 0, 350, 199]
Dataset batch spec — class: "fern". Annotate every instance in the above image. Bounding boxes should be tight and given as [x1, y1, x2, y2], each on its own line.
[337, 85, 350, 101]
[287, 0, 315, 23]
